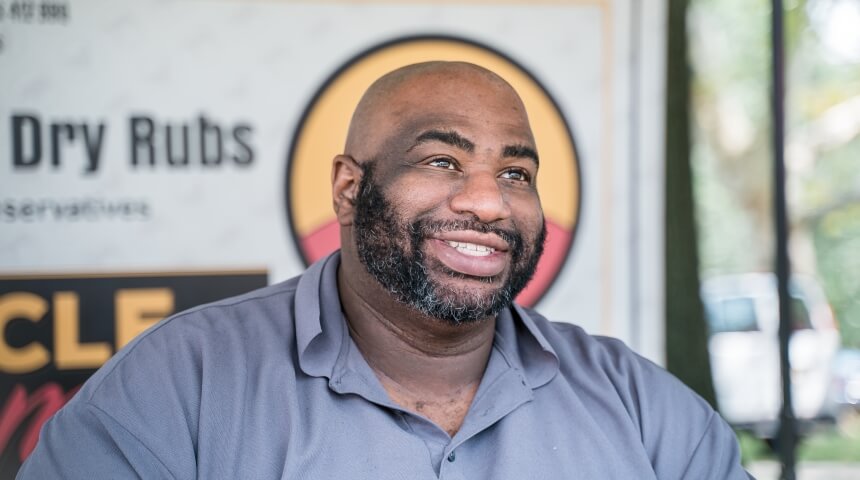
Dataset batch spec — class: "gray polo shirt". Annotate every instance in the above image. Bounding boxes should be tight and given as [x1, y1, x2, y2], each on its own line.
[19, 252, 751, 479]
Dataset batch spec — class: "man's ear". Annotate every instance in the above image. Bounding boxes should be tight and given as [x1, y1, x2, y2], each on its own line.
[331, 154, 363, 226]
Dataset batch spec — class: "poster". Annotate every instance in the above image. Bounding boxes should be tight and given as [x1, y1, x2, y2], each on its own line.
[0, 0, 666, 474]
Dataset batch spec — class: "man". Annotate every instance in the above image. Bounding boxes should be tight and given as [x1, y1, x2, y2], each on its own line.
[19, 62, 750, 479]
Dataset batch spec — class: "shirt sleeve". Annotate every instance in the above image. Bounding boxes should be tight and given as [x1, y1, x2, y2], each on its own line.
[621, 345, 752, 480]
[17, 314, 202, 480]
[17, 400, 177, 480]
[678, 411, 753, 480]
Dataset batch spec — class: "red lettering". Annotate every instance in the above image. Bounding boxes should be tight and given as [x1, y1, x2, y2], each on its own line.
[0, 383, 80, 462]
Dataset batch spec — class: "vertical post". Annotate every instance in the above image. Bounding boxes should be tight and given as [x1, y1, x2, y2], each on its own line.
[665, 0, 718, 408]
[771, 0, 797, 478]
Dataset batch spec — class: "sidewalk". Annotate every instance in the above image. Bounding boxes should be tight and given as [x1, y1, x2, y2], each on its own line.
[747, 461, 860, 479]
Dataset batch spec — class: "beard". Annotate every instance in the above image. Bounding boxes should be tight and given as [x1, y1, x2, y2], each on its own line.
[352, 162, 546, 324]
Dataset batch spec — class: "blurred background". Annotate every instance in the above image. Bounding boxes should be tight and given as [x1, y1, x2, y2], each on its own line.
[686, 0, 860, 477]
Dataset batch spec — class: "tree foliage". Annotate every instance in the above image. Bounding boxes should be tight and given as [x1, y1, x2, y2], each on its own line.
[689, 0, 860, 347]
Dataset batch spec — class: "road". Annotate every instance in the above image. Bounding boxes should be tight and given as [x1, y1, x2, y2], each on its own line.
[747, 461, 860, 479]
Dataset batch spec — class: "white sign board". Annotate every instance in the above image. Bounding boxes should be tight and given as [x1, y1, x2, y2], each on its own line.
[0, 0, 666, 471]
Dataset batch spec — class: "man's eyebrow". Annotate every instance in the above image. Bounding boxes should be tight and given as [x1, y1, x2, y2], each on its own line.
[503, 144, 539, 165]
[407, 129, 475, 153]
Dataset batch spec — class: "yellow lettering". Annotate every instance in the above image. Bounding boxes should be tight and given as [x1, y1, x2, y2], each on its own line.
[115, 288, 174, 349]
[54, 291, 111, 370]
[0, 293, 50, 374]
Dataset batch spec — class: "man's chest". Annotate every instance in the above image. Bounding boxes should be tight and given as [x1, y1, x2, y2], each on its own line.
[191, 376, 657, 480]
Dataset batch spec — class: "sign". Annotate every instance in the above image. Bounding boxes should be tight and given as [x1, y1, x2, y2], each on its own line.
[0, 0, 666, 474]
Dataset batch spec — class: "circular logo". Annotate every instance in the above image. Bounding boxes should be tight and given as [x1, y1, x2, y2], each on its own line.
[286, 35, 581, 307]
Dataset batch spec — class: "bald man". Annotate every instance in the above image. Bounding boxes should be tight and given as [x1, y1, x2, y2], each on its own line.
[19, 62, 751, 479]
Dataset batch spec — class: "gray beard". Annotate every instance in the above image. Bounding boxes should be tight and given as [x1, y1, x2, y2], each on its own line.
[352, 162, 546, 324]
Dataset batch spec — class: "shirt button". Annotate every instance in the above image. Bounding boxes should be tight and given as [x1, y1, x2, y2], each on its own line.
[447, 451, 456, 462]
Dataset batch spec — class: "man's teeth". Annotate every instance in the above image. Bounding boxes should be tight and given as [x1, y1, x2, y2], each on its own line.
[445, 241, 495, 257]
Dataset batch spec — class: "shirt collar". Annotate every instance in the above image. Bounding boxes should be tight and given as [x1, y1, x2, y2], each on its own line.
[495, 304, 560, 389]
[295, 251, 344, 379]
[295, 251, 560, 389]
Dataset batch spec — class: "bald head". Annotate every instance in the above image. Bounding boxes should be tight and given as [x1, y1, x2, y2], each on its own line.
[344, 61, 534, 162]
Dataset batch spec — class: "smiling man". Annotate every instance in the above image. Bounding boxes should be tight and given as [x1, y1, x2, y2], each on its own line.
[19, 62, 751, 479]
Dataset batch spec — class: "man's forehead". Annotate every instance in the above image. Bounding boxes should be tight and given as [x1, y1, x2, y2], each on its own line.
[389, 69, 519, 109]
[386, 79, 533, 139]
[345, 62, 534, 159]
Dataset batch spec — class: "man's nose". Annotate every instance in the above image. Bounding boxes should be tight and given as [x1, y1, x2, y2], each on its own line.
[449, 171, 512, 223]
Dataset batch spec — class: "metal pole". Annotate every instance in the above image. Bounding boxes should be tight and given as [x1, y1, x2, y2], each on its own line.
[771, 0, 797, 478]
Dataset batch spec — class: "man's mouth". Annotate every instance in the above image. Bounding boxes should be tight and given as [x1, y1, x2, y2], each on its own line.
[427, 231, 510, 278]
[443, 241, 496, 257]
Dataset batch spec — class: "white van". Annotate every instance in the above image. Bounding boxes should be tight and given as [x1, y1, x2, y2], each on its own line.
[701, 273, 841, 438]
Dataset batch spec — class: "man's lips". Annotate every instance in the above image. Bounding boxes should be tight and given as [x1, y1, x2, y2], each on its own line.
[426, 231, 509, 278]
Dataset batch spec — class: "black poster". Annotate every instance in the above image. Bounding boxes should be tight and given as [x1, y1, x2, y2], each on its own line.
[0, 271, 268, 477]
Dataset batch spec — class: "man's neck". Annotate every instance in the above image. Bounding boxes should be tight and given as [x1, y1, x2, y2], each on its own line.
[336, 260, 496, 436]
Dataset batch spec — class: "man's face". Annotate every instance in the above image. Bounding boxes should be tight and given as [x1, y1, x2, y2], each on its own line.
[349, 69, 546, 323]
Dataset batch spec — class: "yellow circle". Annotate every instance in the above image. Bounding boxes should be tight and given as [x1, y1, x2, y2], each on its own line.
[289, 37, 579, 241]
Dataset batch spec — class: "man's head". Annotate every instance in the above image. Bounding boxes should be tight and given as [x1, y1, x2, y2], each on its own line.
[332, 61, 546, 324]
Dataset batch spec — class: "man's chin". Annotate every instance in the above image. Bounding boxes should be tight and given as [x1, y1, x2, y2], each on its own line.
[419, 273, 514, 320]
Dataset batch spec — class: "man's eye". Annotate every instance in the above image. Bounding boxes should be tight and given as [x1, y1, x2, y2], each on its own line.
[428, 158, 457, 170]
[500, 169, 531, 182]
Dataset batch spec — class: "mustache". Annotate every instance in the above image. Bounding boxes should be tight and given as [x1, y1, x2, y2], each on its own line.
[410, 219, 523, 254]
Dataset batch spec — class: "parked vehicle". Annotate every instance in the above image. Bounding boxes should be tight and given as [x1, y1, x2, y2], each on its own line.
[830, 348, 860, 413]
[701, 273, 841, 438]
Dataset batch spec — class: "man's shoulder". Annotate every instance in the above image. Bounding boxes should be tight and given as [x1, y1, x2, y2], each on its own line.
[119, 274, 302, 350]
[518, 305, 642, 365]
[519, 305, 698, 403]
[169, 274, 301, 322]
[153, 273, 302, 330]
[518, 309, 746, 479]
[77, 274, 305, 402]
